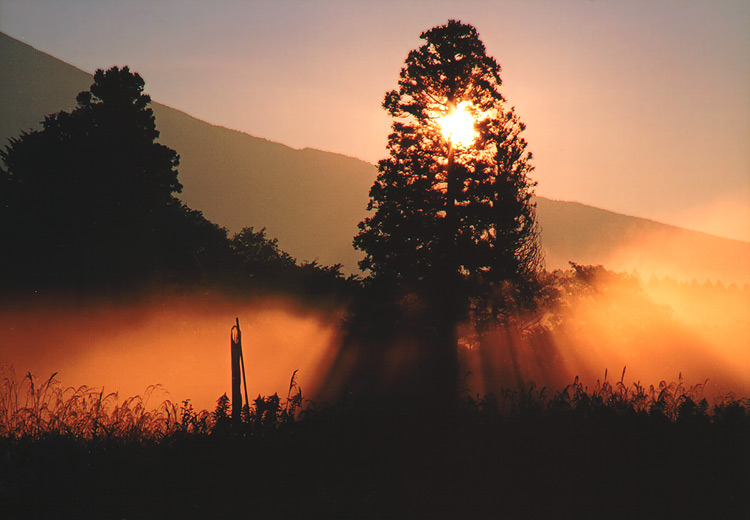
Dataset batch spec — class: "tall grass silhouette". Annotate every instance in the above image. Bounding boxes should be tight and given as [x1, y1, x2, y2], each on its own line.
[0, 366, 196, 441]
[462, 367, 745, 423]
[1, 364, 747, 519]
[0, 365, 310, 441]
[2, 364, 748, 441]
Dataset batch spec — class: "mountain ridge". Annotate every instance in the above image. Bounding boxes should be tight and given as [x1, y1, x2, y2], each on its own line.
[2, 31, 748, 282]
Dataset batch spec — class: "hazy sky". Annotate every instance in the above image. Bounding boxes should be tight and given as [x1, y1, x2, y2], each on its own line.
[2, 0, 748, 241]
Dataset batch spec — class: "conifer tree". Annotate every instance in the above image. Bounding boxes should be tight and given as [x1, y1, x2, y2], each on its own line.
[352, 21, 543, 401]
[0, 66, 227, 289]
[354, 20, 542, 320]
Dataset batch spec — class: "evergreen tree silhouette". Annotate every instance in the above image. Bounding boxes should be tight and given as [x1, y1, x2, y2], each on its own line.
[0, 66, 227, 290]
[353, 21, 542, 398]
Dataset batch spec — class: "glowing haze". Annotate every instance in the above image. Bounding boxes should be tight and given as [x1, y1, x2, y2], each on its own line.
[2, 281, 747, 413]
[437, 101, 478, 148]
[1, 0, 748, 241]
[0, 293, 341, 412]
[0, 2, 748, 410]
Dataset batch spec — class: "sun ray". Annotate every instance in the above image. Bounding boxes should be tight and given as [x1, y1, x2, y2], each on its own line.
[436, 101, 478, 147]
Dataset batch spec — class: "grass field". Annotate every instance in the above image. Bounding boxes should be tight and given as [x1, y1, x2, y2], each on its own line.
[2, 366, 748, 519]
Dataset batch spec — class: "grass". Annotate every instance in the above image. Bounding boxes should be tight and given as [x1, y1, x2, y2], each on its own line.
[463, 367, 741, 424]
[0, 366, 196, 442]
[1, 365, 748, 519]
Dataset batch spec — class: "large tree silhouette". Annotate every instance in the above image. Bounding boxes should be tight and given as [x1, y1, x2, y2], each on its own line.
[0, 66, 228, 290]
[355, 20, 541, 298]
[353, 21, 542, 397]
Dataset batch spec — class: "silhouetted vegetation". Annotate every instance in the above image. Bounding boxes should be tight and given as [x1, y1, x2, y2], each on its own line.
[1, 25, 747, 520]
[352, 21, 543, 402]
[0, 67, 224, 289]
[1, 367, 747, 519]
[355, 21, 541, 295]
[0, 66, 356, 302]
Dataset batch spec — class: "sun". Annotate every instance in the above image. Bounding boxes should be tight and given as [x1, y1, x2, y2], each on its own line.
[436, 101, 478, 148]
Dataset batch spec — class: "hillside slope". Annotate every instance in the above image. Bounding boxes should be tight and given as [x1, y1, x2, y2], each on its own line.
[2, 32, 748, 282]
[0, 31, 372, 271]
[535, 198, 749, 282]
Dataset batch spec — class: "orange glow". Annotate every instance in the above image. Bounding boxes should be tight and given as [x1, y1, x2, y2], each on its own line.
[459, 270, 750, 400]
[436, 101, 478, 148]
[0, 292, 341, 412]
[601, 230, 750, 286]
[1, 269, 747, 413]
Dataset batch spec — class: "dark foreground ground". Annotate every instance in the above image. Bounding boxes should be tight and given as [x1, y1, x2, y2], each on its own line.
[2, 395, 749, 520]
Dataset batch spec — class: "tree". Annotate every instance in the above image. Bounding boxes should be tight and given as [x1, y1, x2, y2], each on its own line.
[231, 226, 296, 276]
[352, 21, 542, 398]
[354, 20, 541, 317]
[0, 66, 226, 289]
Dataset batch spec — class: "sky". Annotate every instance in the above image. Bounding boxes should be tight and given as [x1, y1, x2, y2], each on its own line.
[1, 0, 749, 241]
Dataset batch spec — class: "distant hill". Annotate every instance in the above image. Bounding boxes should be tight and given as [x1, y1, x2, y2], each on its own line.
[535, 198, 749, 283]
[2, 31, 748, 283]
[0, 32, 373, 272]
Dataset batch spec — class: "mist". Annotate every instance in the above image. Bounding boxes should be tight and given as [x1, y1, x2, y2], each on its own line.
[2, 265, 747, 414]
[0, 291, 341, 412]
[314, 266, 749, 403]
[458, 267, 749, 400]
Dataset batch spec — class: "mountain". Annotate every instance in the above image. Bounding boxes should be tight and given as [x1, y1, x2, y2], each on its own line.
[535, 198, 749, 283]
[2, 32, 748, 283]
[0, 32, 373, 273]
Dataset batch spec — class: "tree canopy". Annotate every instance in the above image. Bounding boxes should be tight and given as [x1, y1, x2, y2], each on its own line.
[0, 66, 228, 289]
[354, 20, 542, 318]
[0, 67, 356, 297]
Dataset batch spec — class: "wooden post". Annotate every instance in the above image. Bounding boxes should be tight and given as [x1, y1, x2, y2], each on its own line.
[231, 318, 242, 426]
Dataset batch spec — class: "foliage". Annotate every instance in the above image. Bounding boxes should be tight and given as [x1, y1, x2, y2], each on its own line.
[0, 65, 354, 299]
[227, 227, 359, 300]
[231, 226, 296, 276]
[0, 366, 192, 442]
[212, 393, 231, 432]
[459, 369, 739, 425]
[0, 366, 308, 442]
[354, 20, 541, 315]
[2, 365, 748, 518]
[5, 363, 746, 443]
[0, 66, 231, 290]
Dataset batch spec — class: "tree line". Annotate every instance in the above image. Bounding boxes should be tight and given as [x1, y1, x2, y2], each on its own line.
[1, 21, 546, 400]
[0, 67, 353, 297]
